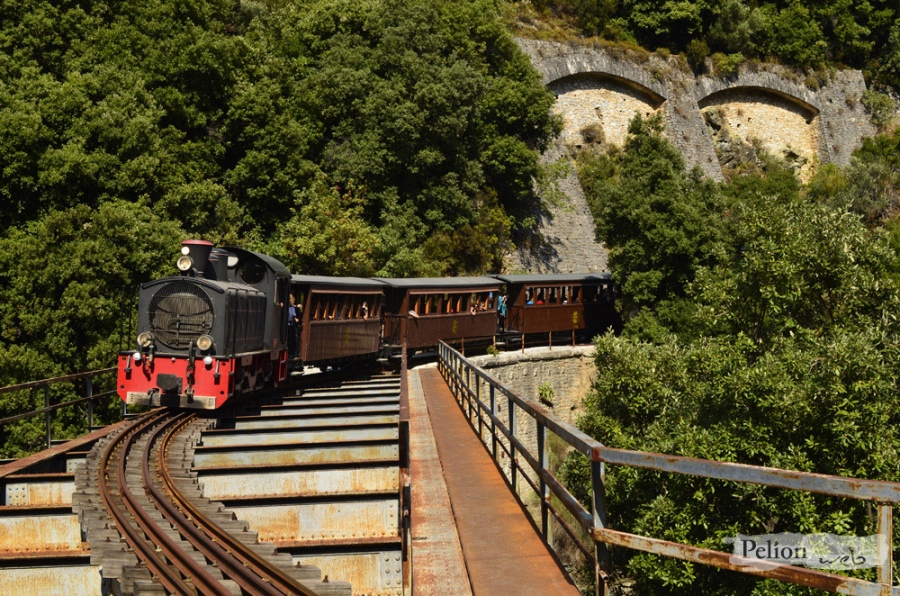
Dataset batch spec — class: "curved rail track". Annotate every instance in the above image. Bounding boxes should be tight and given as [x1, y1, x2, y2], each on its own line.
[0, 371, 404, 595]
[97, 409, 326, 595]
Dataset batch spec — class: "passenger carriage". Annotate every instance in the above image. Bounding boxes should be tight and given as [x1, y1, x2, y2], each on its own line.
[290, 275, 386, 367]
[378, 277, 503, 353]
[492, 273, 619, 341]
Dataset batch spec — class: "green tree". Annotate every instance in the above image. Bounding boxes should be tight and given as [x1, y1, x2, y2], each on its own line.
[580, 114, 726, 340]
[0, 201, 183, 456]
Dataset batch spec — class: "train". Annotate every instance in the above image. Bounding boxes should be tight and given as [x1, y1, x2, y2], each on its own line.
[117, 240, 618, 410]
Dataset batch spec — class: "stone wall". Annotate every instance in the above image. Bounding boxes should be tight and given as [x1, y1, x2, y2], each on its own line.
[507, 38, 876, 274]
[463, 346, 596, 499]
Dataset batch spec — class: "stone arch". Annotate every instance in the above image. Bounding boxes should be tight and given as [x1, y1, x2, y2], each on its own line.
[698, 86, 821, 179]
[550, 73, 666, 150]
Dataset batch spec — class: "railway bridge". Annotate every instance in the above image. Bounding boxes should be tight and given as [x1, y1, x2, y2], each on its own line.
[0, 343, 898, 595]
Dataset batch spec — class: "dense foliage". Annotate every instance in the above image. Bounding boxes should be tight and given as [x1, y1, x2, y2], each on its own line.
[0, 0, 558, 444]
[569, 118, 900, 595]
[517, 0, 900, 90]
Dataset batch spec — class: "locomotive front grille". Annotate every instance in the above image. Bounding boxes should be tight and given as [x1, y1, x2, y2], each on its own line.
[149, 282, 214, 349]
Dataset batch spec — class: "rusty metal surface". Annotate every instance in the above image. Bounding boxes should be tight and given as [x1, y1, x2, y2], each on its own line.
[292, 552, 403, 596]
[597, 446, 900, 503]
[0, 418, 130, 480]
[0, 513, 84, 553]
[263, 396, 399, 410]
[418, 367, 581, 595]
[249, 404, 399, 417]
[594, 527, 900, 596]
[194, 442, 398, 468]
[296, 387, 399, 399]
[407, 368, 472, 596]
[230, 499, 399, 542]
[199, 426, 398, 447]
[232, 414, 399, 430]
[200, 466, 400, 499]
[0, 564, 102, 596]
[5, 477, 75, 506]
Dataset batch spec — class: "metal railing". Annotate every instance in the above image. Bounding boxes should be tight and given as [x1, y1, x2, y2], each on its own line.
[398, 345, 412, 595]
[438, 341, 899, 596]
[0, 368, 118, 450]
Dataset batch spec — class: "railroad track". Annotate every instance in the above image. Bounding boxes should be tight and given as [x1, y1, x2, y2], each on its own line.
[0, 372, 405, 594]
[75, 406, 344, 595]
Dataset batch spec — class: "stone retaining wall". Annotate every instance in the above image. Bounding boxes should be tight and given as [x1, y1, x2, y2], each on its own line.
[506, 38, 876, 274]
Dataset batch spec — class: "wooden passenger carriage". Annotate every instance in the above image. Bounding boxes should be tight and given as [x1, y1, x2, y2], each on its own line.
[492, 273, 619, 340]
[378, 277, 502, 351]
[290, 275, 386, 366]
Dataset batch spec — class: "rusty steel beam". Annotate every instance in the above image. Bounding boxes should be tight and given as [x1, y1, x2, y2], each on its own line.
[593, 527, 899, 596]
[0, 564, 101, 596]
[231, 499, 400, 543]
[231, 414, 399, 431]
[0, 512, 84, 553]
[595, 447, 900, 503]
[199, 466, 400, 500]
[4, 474, 76, 507]
[199, 425, 398, 447]
[193, 441, 399, 468]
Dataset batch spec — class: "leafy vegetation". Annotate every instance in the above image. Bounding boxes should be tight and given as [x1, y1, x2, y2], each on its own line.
[514, 0, 900, 91]
[0, 0, 559, 392]
[570, 116, 900, 594]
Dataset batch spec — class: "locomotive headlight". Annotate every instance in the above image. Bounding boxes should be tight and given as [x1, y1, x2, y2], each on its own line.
[137, 332, 154, 348]
[204, 356, 213, 366]
[181, 246, 190, 255]
[176, 255, 193, 271]
[197, 334, 214, 351]
[133, 351, 142, 362]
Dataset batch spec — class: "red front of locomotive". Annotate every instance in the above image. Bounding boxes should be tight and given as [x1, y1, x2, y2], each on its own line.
[117, 240, 291, 410]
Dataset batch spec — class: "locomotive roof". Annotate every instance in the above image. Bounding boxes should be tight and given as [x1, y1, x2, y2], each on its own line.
[291, 275, 387, 289]
[491, 273, 612, 284]
[223, 246, 291, 278]
[374, 276, 501, 290]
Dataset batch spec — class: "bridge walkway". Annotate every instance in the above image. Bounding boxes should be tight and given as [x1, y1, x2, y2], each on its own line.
[409, 365, 580, 595]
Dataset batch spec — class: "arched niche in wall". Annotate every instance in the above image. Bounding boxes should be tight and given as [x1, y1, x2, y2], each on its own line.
[549, 73, 666, 150]
[698, 87, 820, 180]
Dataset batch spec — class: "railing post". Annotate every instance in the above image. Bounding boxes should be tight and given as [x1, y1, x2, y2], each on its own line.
[509, 396, 517, 493]
[878, 503, 893, 587]
[86, 376, 94, 430]
[465, 366, 472, 419]
[538, 421, 549, 539]
[592, 459, 611, 596]
[44, 385, 51, 448]
[490, 384, 497, 459]
[476, 375, 483, 439]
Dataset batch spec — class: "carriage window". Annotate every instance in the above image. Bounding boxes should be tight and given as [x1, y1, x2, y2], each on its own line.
[525, 288, 533, 305]
[549, 288, 558, 304]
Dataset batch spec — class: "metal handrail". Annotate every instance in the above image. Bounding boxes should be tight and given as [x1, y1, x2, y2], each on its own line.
[438, 341, 899, 596]
[0, 367, 119, 450]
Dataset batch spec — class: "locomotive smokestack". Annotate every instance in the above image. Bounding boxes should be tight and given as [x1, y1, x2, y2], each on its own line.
[177, 239, 214, 277]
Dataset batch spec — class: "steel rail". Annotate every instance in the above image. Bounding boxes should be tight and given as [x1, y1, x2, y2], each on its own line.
[156, 413, 321, 596]
[99, 411, 228, 595]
